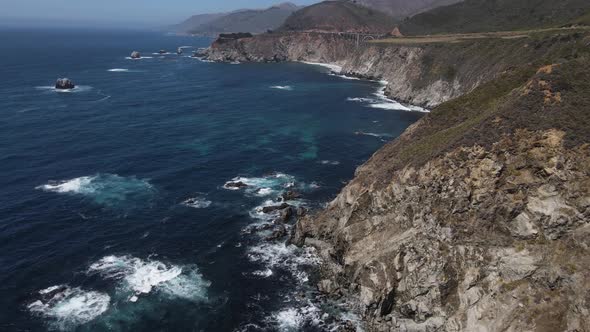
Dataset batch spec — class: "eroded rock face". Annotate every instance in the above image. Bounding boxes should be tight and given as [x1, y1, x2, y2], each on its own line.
[295, 129, 590, 331]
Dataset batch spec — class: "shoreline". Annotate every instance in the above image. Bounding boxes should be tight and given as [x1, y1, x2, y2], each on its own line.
[299, 61, 430, 113]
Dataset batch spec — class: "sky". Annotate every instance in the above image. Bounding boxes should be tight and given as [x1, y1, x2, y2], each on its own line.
[0, 0, 319, 27]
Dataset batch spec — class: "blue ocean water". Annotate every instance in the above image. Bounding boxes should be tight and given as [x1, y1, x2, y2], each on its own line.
[0, 29, 424, 331]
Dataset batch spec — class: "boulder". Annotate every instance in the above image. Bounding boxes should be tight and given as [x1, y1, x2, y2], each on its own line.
[262, 203, 290, 214]
[279, 206, 294, 221]
[55, 78, 75, 90]
[225, 181, 248, 189]
[281, 190, 302, 201]
[265, 225, 287, 241]
[130, 51, 141, 59]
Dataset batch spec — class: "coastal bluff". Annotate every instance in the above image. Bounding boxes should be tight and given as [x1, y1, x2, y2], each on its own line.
[203, 28, 590, 331]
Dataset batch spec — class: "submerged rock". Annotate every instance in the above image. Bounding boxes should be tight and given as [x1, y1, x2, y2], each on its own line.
[55, 78, 75, 90]
[225, 181, 248, 189]
[130, 51, 141, 59]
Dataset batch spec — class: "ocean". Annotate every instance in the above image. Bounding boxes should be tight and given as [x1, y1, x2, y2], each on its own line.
[0, 28, 424, 331]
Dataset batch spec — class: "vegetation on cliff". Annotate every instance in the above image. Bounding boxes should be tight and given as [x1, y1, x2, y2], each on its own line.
[279, 1, 397, 33]
[400, 0, 590, 35]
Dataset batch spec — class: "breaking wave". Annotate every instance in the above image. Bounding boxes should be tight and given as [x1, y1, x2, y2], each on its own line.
[36, 173, 156, 207]
[181, 196, 212, 209]
[348, 82, 429, 112]
[270, 85, 293, 91]
[87, 255, 209, 303]
[28, 285, 110, 331]
[35, 86, 93, 93]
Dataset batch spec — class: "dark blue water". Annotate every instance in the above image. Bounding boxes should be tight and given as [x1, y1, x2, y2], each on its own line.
[0, 29, 423, 332]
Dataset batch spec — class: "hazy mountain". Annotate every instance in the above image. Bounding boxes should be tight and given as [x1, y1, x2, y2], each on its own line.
[399, 0, 590, 35]
[170, 13, 226, 33]
[279, 1, 397, 33]
[175, 3, 301, 35]
[349, 0, 463, 19]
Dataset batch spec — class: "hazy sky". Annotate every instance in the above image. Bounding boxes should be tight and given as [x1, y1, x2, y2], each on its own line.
[1, 0, 319, 26]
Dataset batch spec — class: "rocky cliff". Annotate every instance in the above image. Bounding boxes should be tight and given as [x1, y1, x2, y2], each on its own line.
[203, 31, 585, 108]
[204, 29, 590, 331]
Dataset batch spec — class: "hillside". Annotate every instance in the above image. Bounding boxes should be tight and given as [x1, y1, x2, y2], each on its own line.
[400, 0, 590, 35]
[351, 0, 463, 19]
[279, 1, 397, 33]
[170, 13, 225, 34]
[188, 3, 300, 35]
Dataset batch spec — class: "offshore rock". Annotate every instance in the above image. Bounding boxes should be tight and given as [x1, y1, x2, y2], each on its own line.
[55, 78, 75, 90]
[130, 51, 141, 59]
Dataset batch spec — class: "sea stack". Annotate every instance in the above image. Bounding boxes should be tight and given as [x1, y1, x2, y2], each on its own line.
[55, 78, 75, 90]
[130, 51, 141, 59]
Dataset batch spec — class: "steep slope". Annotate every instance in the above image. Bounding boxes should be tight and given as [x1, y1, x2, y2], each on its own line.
[190, 3, 300, 35]
[279, 1, 397, 33]
[293, 31, 590, 331]
[400, 0, 590, 35]
[352, 0, 463, 19]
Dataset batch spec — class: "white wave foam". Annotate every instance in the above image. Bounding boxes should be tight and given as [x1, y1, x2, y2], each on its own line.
[182, 196, 212, 209]
[301, 61, 343, 73]
[355, 132, 393, 139]
[247, 243, 321, 283]
[87, 255, 209, 302]
[28, 285, 110, 330]
[125, 56, 153, 60]
[329, 73, 361, 80]
[255, 187, 274, 196]
[270, 85, 293, 91]
[36, 174, 155, 206]
[251, 269, 274, 278]
[107, 68, 129, 72]
[223, 173, 295, 194]
[347, 82, 430, 113]
[38, 176, 95, 194]
[319, 160, 340, 166]
[36, 85, 93, 93]
[273, 305, 322, 331]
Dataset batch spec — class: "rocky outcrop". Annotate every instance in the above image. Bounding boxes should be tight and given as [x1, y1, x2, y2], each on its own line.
[295, 128, 590, 331]
[130, 51, 141, 59]
[55, 78, 75, 90]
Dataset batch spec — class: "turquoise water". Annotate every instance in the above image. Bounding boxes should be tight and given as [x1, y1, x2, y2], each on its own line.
[0, 28, 424, 331]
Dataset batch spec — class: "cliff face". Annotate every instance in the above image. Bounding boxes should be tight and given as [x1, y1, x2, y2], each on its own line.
[203, 31, 584, 108]
[291, 45, 590, 330]
[204, 30, 590, 331]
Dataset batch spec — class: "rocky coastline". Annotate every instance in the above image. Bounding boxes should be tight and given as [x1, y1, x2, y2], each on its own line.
[202, 30, 590, 331]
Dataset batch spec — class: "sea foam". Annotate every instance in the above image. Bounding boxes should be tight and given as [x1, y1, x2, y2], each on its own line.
[87, 255, 209, 302]
[28, 285, 110, 330]
[182, 196, 212, 209]
[36, 174, 155, 207]
[270, 85, 293, 91]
